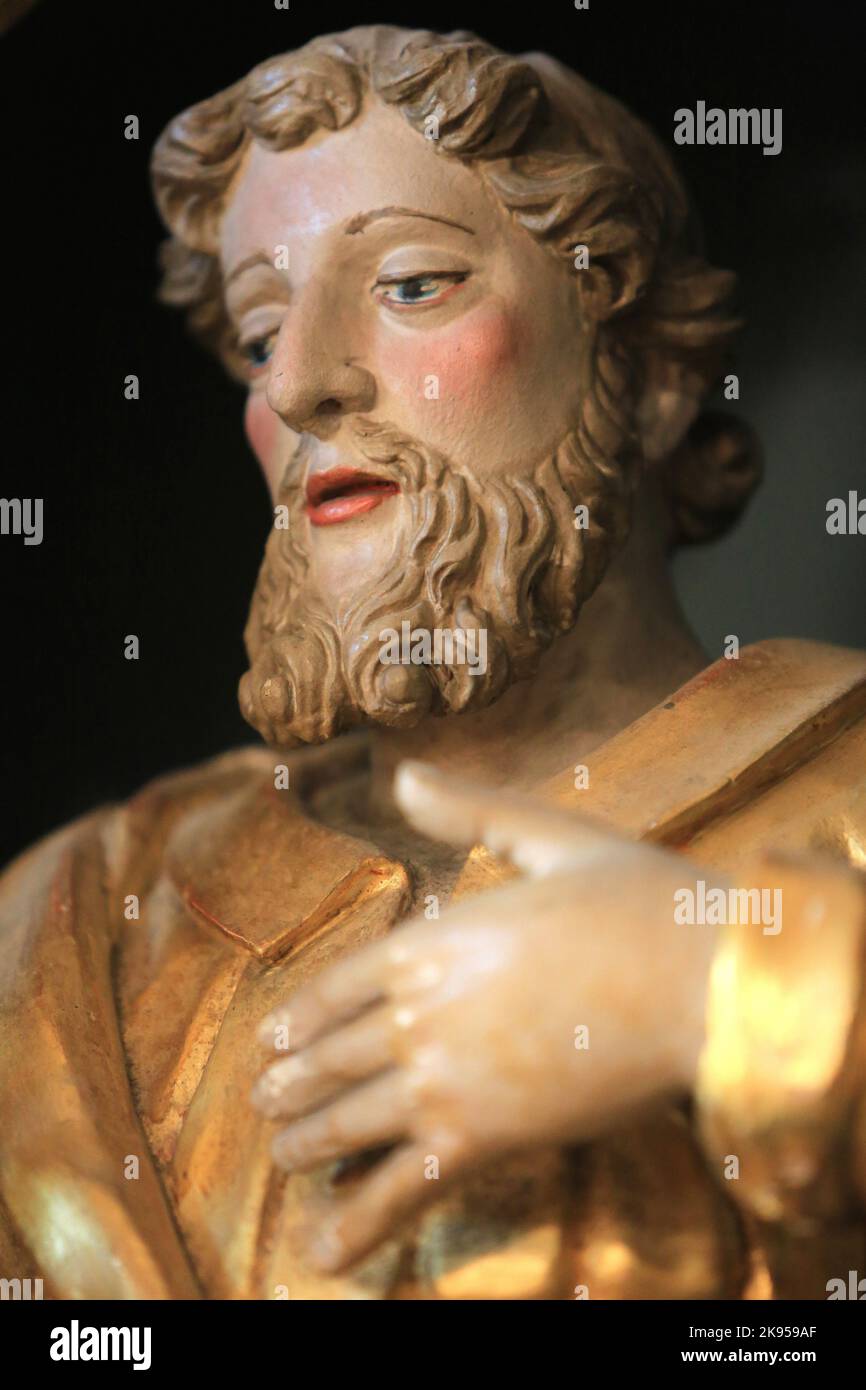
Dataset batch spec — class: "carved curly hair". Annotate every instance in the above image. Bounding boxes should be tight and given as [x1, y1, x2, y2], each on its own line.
[151, 24, 761, 546]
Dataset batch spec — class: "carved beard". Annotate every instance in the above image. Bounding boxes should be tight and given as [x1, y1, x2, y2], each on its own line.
[238, 416, 629, 747]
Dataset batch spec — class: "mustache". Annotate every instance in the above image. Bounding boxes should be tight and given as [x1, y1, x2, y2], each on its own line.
[278, 417, 446, 506]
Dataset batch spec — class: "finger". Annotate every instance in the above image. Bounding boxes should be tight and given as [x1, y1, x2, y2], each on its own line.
[394, 760, 630, 877]
[257, 918, 448, 1053]
[271, 1071, 410, 1173]
[305, 1141, 457, 1273]
[257, 941, 392, 1052]
[251, 1007, 394, 1120]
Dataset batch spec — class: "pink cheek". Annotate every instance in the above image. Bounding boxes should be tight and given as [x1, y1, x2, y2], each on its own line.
[381, 306, 521, 404]
[244, 394, 282, 496]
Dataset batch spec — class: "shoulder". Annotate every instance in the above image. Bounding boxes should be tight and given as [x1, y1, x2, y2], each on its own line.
[541, 639, 866, 847]
[0, 746, 267, 896]
[0, 738, 369, 923]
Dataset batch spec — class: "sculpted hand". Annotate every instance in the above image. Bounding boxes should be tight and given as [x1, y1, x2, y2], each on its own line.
[251, 761, 720, 1272]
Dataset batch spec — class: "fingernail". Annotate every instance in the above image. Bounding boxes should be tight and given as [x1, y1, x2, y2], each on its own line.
[252, 1061, 304, 1114]
[258, 1012, 293, 1050]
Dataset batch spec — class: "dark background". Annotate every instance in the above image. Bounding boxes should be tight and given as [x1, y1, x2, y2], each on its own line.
[1, 0, 863, 861]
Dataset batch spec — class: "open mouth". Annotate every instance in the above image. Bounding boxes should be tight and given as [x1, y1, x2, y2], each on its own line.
[305, 467, 399, 526]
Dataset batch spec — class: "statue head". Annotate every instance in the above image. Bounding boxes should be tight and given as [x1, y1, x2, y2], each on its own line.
[151, 24, 759, 746]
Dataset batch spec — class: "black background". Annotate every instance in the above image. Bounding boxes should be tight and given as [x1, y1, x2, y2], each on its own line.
[1, 0, 863, 862]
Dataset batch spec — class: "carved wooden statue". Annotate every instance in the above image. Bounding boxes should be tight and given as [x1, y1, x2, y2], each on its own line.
[2, 25, 865, 1300]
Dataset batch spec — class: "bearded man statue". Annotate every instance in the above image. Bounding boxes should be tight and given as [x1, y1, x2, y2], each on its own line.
[2, 25, 865, 1301]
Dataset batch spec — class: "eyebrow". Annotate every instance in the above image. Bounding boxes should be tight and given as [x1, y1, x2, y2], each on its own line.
[224, 206, 477, 284]
[344, 206, 476, 237]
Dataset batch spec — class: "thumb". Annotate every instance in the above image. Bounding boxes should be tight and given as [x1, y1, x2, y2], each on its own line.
[394, 760, 634, 878]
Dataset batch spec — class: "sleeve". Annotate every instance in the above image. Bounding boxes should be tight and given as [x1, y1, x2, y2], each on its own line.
[694, 850, 866, 1227]
[0, 813, 201, 1298]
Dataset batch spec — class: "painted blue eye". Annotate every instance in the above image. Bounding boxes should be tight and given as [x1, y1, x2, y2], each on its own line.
[242, 336, 275, 370]
[389, 276, 441, 304]
[377, 273, 467, 308]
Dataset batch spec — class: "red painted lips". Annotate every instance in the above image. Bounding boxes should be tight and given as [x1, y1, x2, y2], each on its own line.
[305, 467, 399, 526]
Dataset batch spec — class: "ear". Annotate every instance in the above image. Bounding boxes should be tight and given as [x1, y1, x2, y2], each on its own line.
[635, 355, 703, 463]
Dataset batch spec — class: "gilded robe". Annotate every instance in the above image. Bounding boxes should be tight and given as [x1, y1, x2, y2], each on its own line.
[2, 638, 865, 1299]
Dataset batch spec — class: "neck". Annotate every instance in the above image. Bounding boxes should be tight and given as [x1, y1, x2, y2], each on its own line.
[367, 478, 707, 813]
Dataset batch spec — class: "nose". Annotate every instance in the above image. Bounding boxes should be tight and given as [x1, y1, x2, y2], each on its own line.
[266, 285, 375, 436]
